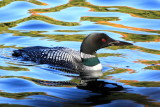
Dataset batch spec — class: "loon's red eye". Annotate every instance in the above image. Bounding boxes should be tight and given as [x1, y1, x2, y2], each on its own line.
[101, 38, 107, 42]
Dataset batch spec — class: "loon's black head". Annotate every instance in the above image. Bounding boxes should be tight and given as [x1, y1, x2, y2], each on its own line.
[80, 33, 133, 54]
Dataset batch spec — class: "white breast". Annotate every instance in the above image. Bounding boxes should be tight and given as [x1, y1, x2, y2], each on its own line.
[83, 63, 102, 71]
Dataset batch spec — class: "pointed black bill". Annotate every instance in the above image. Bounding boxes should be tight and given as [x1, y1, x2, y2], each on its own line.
[108, 40, 133, 46]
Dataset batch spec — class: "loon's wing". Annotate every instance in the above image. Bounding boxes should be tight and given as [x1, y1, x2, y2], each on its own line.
[12, 46, 82, 70]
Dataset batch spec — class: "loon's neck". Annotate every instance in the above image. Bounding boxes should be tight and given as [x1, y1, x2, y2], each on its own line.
[80, 52, 100, 66]
[80, 34, 101, 67]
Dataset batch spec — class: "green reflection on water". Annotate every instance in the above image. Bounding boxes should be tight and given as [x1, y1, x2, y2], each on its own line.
[0, 0, 47, 8]
[81, 17, 120, 22]
[1, 14, 79, 28]
[97, 53, 122, 57]
[0, 92, 46, 99]
[0, 66, 29, 71]
[55, 30, 80, 32]
[44, 34, 84, 42]
[122, 33, 160, 42]
[0, 45, 21, 49]
[144, 65, 160, 70]
[140, 60, 160, 64]
[137, 60, 160, 70]
[101, 68, 129, 79]
[120, 80, 160, 87]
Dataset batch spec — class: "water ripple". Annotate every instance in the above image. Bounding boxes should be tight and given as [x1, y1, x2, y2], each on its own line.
[87, 0, 160, 10]
[0, 0, 160, 106]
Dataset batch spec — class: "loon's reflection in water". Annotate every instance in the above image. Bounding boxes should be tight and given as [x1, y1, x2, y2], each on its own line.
[34, 79, 124, 91]
[77, 80, 124, 92]
[35, 66, 124, 92]
[33, 78, 153, 107]
[33, 77, 125, 105]
[31, 65, 125, 105]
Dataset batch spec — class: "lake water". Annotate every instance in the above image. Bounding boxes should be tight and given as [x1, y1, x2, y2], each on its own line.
[0, 0, 160, 107]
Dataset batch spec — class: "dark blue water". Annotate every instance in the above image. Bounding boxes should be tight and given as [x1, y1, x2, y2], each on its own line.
[0, 0, 160, 107]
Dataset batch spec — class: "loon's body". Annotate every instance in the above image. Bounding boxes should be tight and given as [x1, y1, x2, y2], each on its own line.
[13, 46, 102, 72]
[12, 33, 132, 79]
[13, 46, 82, 70]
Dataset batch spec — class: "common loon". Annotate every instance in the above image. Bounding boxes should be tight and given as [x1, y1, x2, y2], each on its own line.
[12, 33, 132, 79]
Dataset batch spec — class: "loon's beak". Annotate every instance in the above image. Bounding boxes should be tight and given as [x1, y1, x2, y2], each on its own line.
[108, 39, 133, 46]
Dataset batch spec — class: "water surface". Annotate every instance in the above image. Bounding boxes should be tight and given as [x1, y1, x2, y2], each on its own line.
[0, 0, 160, 107]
